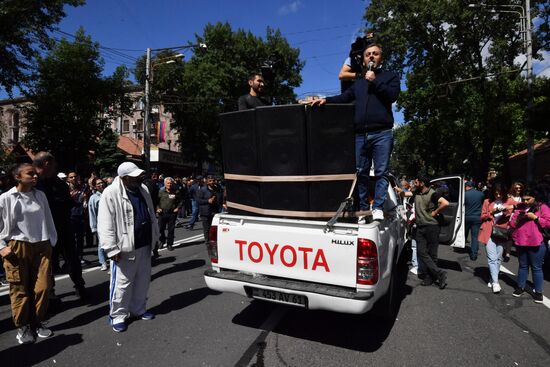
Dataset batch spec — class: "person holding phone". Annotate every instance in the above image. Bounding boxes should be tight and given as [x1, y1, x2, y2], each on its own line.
[509, 186, 550, 303]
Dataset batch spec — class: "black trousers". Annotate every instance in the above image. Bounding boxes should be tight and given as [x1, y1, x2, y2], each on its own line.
[201, 214, 215, 243]
[415, 224, 442, 279]
[158, 212, 177, 247]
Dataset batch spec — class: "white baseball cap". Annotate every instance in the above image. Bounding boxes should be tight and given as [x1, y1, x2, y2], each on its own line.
[57, 172, 67, 179]
[117, 162, 145, 178]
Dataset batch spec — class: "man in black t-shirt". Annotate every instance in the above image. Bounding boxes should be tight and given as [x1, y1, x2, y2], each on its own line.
[238, 73, 267, 110]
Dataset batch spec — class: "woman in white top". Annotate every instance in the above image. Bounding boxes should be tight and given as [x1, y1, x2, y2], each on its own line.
[0, 163, 57, 345]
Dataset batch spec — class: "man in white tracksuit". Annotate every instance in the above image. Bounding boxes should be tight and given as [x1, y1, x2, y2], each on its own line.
[97, 162, 160, 332]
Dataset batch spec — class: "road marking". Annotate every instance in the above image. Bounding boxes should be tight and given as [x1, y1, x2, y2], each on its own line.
[234, 305, 288, 367]
[0, 234, 205, 296]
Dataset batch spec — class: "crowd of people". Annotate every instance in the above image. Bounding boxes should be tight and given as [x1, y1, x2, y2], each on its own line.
[0, 152, 226, 344]
[397, 174, 550, 303]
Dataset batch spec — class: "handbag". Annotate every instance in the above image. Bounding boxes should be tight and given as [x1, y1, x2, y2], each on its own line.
[491, 226, 510, 241]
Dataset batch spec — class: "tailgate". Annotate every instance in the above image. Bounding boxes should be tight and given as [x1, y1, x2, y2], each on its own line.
[215, 215, 359, 288]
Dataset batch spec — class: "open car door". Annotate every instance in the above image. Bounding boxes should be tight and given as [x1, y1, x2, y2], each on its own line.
[431, 176, 465, 248]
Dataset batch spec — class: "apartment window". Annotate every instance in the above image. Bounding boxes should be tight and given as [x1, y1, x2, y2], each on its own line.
[136, 118, 144, 132]
[10, 111, 20, 142]
[122, 119, 130, 133]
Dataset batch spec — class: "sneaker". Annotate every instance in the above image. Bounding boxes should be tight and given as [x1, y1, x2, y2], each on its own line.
[409, 267, 418, 275]
[75, 286, 88, 300]
[140, 312, 155, 321]
[492, 282, 501, 293]
[512, 287, 524, 297]
[100, 263, 108, 271]
[112, 322, 127, 333]
[487, 282, 493, 288]
[438, 271, 447, 289]
[357, 216, 367, 225]
[36, 323, 53, 338]
[372, 209, 384, 221]
[503, 254, 511, 263]
[533, 292, 544, 304]
[420, 277, 434, 286]
[167, 245, 174, 251]
[16, 325, 35, 344]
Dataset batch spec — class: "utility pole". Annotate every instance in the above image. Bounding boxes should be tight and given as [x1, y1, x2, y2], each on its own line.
[144, 47, 151, 173]
[525, 0, 535, 185]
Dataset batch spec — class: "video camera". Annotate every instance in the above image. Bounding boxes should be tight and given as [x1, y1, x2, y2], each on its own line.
[340, 33, 374, 93]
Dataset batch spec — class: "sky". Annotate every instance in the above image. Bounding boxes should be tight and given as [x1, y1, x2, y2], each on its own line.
[4, 0, 550, 124]
[56, 0, 370, 101]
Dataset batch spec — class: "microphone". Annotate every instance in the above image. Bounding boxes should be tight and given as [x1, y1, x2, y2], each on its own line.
[367, 61, 375, 71]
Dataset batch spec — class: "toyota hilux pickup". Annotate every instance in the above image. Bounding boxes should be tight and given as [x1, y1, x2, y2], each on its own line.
[204, 174, 465, 316]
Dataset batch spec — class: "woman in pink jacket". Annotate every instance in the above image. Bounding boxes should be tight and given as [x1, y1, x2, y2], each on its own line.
[509, 186, 549, 303]
[478, 183, 515, 293]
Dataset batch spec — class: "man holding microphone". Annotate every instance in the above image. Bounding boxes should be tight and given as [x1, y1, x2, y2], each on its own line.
[310, 43, 400, 223]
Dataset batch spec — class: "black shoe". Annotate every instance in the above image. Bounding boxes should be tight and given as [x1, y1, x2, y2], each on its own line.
[75, 287, 88, 300]
[185, 225, 194, 230]
[167, 245, 174, 251]
[503, 255, 511, 263]
[420, 277, 434, 286]
[512, 287, 524, 297]
[534, 292, 544, 304]
[469, 255, 477, 261]
[152, 249, 159, 258]
[438, 271, 447, 289]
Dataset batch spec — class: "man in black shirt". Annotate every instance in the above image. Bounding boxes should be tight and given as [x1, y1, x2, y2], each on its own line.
[238, 73, 267, 110]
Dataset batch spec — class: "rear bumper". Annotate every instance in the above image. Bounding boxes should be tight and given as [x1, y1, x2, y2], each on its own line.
[204, 269, 375, 314]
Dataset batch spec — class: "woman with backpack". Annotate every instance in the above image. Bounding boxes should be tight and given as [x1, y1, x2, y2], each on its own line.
[478, 183, 515, 294]
[509, 186, 550, 303]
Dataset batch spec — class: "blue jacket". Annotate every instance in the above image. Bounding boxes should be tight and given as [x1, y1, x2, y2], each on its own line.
[326, 68, 400, 133]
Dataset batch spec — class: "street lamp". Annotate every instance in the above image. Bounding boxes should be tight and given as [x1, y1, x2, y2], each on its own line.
[143, 45, 205, 173]
[468, 1, 534, 183]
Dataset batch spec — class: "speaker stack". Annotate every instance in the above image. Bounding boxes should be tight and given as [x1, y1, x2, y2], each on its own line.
[220, 104, 355, 218]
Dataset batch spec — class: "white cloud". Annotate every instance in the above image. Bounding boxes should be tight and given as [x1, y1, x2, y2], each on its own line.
[278, 1, 303, 16]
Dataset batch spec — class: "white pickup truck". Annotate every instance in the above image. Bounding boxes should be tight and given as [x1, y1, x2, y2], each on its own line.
[204, 175, 465, 316]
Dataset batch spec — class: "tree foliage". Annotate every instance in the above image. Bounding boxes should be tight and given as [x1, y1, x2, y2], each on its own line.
[23, 29, 132, 171]
[0, 0, 84, 96]
[135, 22, 304, 169]
[364, 0, 550, 182]
[93, 128, 125, 177]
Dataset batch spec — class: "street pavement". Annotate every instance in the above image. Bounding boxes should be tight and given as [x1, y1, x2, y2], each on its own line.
[1, 223, 550, 367]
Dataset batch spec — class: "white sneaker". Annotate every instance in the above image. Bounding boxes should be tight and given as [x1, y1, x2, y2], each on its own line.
[100, 263, 108, 271]
[492, 282, 501, 293]
[409, 267, 418, 275]
[357, 216, 367, 224]
[16, 325, 35, 344]
[487, 282, 492, 288]
[36, 323, 53, 338]
[372, 209, 384, 221]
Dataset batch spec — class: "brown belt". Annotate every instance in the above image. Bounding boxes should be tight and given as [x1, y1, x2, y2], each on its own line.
[224, 173, 355, 182]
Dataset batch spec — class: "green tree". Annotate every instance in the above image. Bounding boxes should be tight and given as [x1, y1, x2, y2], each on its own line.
[365, 0, 550, 182]
[0, 0, 84, 96]
[23, 29, 131, 171]
[93, 128, 125, 177]
[135, 22, 304, 169]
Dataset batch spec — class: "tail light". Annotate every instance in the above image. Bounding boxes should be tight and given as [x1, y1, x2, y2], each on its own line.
[207, 225, 218, 264]
[357, 238, 378, 285]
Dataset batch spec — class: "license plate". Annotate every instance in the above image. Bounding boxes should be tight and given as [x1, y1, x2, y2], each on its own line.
[251, 288, 306, 307]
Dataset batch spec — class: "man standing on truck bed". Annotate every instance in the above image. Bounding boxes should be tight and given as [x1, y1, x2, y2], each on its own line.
[310, 43, 400, 223]
[238, 73, 268, 110]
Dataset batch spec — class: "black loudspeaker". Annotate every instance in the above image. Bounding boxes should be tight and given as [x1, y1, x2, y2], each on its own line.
[309, 181, 353, 213]
[256, 105, 308, 176]
[307, 104, 355, 175]
[225, 180, 261, 210]
[220, 109, 258, 175]
[261, 182, 308, 211]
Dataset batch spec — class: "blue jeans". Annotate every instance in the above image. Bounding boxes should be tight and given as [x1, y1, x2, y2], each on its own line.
[188, 200, 199, 226]
[517, 244, 546, 293]
[410, 238, 426, 273]
[355, 129, 394, 211]
[485, 238, 503, 283]
[95, 233, 107, 266]
[465, 216, 481, 258]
